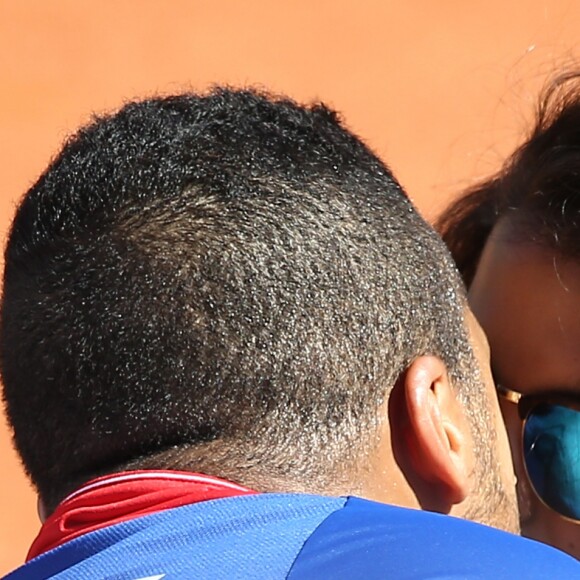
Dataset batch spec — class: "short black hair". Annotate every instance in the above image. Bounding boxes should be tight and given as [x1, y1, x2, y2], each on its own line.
[438, 72, 580, 286]
[2, 88, 476, 509]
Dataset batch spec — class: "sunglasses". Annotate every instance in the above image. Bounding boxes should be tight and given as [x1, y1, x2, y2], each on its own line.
[497, 384, 580, 522]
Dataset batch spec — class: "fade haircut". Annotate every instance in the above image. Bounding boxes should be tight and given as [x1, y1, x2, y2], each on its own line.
[438, 72, 580, 286]
[2, 88, 477, 510]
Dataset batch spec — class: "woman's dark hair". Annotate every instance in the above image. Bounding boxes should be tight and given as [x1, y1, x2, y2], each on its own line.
[437, 72, 580, 287]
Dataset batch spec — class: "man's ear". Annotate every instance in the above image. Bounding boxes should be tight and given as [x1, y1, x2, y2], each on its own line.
[390, 356, 473, 513]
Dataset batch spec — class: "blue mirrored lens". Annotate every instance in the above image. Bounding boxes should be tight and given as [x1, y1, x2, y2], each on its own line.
[523, 403, 580, 520]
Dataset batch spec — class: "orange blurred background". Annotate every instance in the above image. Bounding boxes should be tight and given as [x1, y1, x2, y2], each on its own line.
[2, 1, 580, 574]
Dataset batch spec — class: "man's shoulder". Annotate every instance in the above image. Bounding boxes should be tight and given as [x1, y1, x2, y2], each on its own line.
[6, 494, 345, 579]
[288, 496, 580, 579]
[7, 494, 579, 579]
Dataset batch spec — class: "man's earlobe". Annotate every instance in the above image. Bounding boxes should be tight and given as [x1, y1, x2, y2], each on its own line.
[390, 356, 473, 513]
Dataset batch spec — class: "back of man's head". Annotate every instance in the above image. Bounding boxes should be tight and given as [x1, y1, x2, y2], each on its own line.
[2, 88, 486, 514]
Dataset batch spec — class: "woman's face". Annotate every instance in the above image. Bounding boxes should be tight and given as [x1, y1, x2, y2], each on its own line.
[469, 221, 580, 558]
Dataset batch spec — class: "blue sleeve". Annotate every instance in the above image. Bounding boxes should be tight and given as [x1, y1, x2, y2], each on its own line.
[287, 497, 580, 579]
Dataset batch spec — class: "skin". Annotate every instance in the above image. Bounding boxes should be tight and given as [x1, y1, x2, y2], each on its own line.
[359, 309, 518, 535]
[469, 220, 580, 558]
[464, 309, 520, 532]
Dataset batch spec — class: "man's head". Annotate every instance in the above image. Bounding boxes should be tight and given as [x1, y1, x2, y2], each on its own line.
[1, 88, 516, 530]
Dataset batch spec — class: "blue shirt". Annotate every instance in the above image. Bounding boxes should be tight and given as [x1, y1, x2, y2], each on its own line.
[7, 494, 579, 579]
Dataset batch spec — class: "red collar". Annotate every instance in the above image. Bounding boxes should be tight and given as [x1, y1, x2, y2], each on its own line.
[28, 470, 256, 561]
